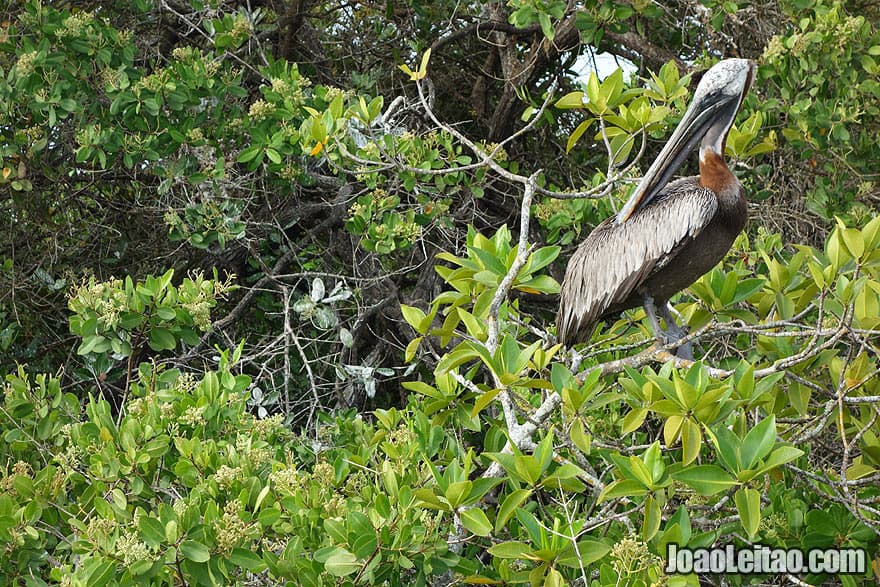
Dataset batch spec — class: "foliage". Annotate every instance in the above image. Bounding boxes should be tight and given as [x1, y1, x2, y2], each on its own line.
[0, 352, 462, 586]
[5, 215, 880, 585]
[393, 215, 880, 585]
[758, 1, 880, 221]
[68, 270, 236, 362]
[1, 0, 879, 585]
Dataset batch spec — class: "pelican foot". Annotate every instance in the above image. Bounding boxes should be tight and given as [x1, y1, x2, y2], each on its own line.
[674, 341, 694, 361]
[649, 300, 693, 359]
[654, 330, 693, 361]
[655, 325, 686, 347]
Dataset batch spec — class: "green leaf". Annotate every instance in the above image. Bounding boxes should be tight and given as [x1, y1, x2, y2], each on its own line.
[627, 455, 654, 488]
[753, 445, 804, 477]
[730, 278, 766, 305]
[862, 215, 880, 249]
[514, 455, 543, 486]
[78, 334, 108, 356]
[156, 306, 176, 320]
[585, 72, 600, 105]
[237, 145, 263, 163]
[254, 484, 271, 511]
[846, 462, 877, 481]
[324, 547, 360, 577]
[734, 487, 761, 538]
[129, 559, 154, 577]
[642, 494, 661, 541]
[164, 520, 178, 544]
[203, 370, 219, 396]
[544, 567, 564, 587]
[706, 425, 741, 473]
[620, 407, 647, 435]
[488, 541, 533, 559]
[681, 419, 702, 466]
[515, 274, 560, 294]
[538, 12, 555, 40]
[460, 507, 492, 536]
[827, 226, 852, 269]
[400, 304, 428, 333]
[230, 548, 267, 571]
[402, 380, 443, 399]
[139, 516, 166, 547]
[329, 92, 344, 120]
[598, 479, 649, 502]
[570, 418, 591, 454]
[148, 327, 177, 351]
[557, 539, 611, 568]
[555, 91, 586, 109]
[838, 220, 865, 259]
[82, 559, 115, 587]
[671, 465, 737, 496]
[180, 540, 211, 563]
[436, 345, 482, 374]
[740, 415, 776, 470]
[642, 441, 665, 484]
[458, 308, 487, 340]
[265, 148, 282, 164]
[471, 387, 502, 417]
[515, 508, 545, 547]
[404, 336, 421, 362]
[495, 488, 533, 533]
[445, 480, 473, 509]
[663, 414, 683, 447]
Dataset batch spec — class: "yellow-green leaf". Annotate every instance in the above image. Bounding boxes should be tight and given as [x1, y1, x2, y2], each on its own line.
[642, 494, 662, 542]
[495, 489, 532, 533]
[570, 418, 592, 454]
[734, 487, 761, 538]
[840, 226, 865, 260]
[418, 48, 432, 77]
[400, 304, 427, 332]
[845, 462, 877, 481]
[460, 507, 492, 536]
[324, 547, 361, 577]
[598, 479, 649, 502]
[404, 336, 421, 362]
[663, 414, 683, 447]
[555, 91, 586, 109]
[621, 407, 648, 435]
[681, 419, 702, 466]
[472, 387, 502, 417]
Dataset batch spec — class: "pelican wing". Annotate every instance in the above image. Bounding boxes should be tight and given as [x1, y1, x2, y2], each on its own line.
[557, 179, 718, 345]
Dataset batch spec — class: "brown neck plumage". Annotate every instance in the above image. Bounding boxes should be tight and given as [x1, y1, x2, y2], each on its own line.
[699, 150, 737, 196]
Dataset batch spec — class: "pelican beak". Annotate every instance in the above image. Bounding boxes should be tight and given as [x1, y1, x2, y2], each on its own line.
[616, 95, 730, 224]
[616, 59, 754, 224]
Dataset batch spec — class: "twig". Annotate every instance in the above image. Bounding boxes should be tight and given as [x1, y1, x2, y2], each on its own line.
[282, 286, 320, 426]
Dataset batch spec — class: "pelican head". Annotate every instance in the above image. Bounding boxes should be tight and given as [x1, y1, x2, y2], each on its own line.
[617, 58, 755, 224]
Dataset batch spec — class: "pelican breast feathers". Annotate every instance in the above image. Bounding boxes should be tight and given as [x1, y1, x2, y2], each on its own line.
[556, 178, 718, 344]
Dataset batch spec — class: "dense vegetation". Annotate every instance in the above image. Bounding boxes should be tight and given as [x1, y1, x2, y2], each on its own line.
[1, 0, 879, 585]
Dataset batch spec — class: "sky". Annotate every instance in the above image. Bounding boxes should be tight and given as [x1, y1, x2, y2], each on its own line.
[572, 50, 637, 80]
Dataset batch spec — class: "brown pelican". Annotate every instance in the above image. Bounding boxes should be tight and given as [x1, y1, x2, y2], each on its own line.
[556, 58, 755, 356]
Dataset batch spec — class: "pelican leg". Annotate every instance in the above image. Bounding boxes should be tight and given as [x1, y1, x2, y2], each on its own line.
[658, 302, 693, 360]
[643, 296, 667, 342]
[643, 297, 693, 360]
[569, 347, 584, 374]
